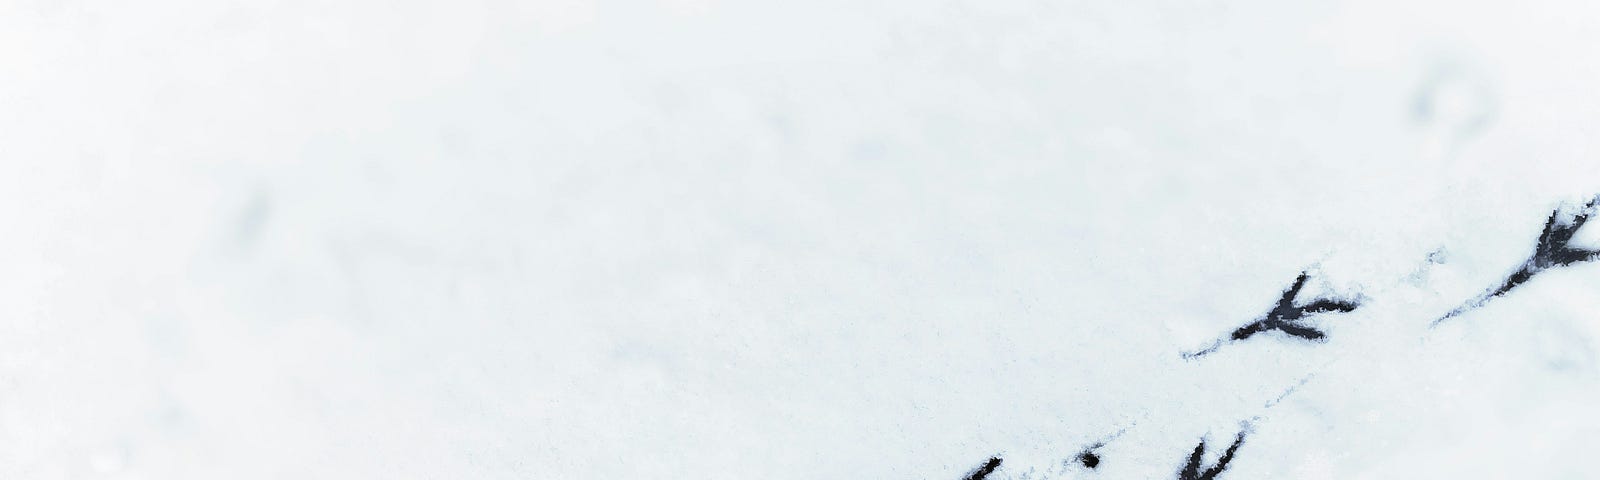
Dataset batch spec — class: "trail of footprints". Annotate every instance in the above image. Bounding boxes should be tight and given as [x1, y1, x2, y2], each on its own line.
[957, 196, 1600, 479]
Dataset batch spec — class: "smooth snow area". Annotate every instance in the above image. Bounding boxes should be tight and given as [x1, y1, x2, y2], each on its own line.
[3, 0, 1600, 478]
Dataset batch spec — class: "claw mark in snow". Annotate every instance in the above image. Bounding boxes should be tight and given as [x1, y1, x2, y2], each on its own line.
[960, 457, 1003, 480]
[1177, 429, 1248, 480]
[1263, 374, 1314, 409]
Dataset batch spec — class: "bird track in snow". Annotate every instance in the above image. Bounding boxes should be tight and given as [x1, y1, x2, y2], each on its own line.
[1183, 271, 1361, 359]
[1433, 197, 1600, 326]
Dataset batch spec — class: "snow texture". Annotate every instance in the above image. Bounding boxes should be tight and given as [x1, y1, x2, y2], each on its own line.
[3, 0, 1600, 478]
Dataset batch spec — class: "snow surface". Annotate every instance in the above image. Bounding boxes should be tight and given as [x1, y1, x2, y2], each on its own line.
[3, 0, 1600, 478]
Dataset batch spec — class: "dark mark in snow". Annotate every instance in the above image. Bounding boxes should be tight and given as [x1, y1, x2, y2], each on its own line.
[1178, 429, 1247, 480]
[1078, 451, 1100, 468]
[1185, 271, 1360, 358]
[1074, 443, 1103, 469]
[1434, 197, 1600, 326]
[961, 457, 1002, 480]
[1065, 426, 1130, 472]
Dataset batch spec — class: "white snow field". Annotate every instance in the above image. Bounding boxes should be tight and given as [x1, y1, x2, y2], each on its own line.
[3, 0, 1600, 478]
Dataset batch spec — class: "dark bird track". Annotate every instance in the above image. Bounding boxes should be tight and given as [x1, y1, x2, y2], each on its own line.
[1434, 197, 1600, 326]
[1185, 271, 1360, 358]
[1229, 272, 1359, 342]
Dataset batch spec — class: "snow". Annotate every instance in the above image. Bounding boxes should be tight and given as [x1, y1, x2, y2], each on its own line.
[2, 0, 1599, 478]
